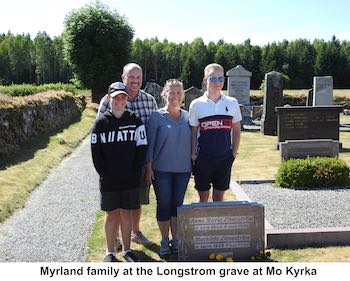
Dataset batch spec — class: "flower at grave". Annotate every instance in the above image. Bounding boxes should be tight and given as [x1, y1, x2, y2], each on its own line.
[250, 256, 256, 261]
[259, 250, 265, 257]
[226, 257, 234, 262]
[216, 254, 224, 261]
[208, 253, 216, 260]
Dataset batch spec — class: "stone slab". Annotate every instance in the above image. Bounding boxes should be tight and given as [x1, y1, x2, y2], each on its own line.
[177, 201, 264, 261]
[266, 227, 350, 249]
[280, 139, 339, 160]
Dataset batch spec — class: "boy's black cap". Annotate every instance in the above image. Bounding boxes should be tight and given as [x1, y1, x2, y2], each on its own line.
[108, 82, 128, 97]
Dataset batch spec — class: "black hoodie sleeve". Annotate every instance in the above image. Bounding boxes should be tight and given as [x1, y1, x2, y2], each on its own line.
[91, 118, 105, 177]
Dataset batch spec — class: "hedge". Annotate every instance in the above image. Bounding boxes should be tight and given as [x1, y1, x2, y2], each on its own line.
[0, 83, 78, 96]
[275, 157, 350, 188]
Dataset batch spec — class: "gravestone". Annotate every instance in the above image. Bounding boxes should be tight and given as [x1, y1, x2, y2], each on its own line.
[280, 139, 340, 160]
[144, 82, 165, 108]
[184, 86, 203, 110]
[313, 76, 333, 106]
[275, 106, 343, 143]
[177, 201, 265, 261]
[306, 88, 313, 106]
[260, 71, 283, 135]
[227, 65, 252, 125]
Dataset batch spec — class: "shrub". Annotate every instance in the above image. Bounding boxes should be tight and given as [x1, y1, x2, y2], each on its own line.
[275, 157, 350, 188]
[0, 83, 78, 96]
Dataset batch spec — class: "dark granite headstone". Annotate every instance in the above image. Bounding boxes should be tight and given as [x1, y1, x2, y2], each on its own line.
[306, 88, 313, 106]
[184, 86, 203, 110]
[177, 201, 264, 261]
[260, 71, 283, 135]
[144, 82, 165, 108]
[275, 106, 343, 143]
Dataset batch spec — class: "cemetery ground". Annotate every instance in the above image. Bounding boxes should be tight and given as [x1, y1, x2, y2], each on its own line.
[1, 89, 350, 262]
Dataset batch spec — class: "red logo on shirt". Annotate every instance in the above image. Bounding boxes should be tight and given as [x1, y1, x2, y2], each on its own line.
[200, 119, 232, 131]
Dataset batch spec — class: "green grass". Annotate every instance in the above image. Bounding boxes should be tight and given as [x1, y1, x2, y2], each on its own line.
[0, 91, 95, 222]
[0, 83, 79, 96]
[270, 247, 350, 262]
[249, 89, 350, 99]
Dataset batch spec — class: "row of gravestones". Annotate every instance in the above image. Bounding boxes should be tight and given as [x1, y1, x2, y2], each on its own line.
[144, 69, 342, 161]
[259, 71, 342, 160]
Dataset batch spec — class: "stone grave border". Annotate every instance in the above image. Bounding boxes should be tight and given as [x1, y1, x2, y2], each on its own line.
[231, 180, 350, 249]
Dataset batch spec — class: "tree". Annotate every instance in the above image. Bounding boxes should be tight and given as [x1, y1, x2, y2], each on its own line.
[51, 36, 72, 83]
[63, 1, 134, 101]
[34, 31, 54, 84]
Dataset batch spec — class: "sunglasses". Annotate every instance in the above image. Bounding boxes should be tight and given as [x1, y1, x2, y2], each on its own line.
[208, 76, 225, 83]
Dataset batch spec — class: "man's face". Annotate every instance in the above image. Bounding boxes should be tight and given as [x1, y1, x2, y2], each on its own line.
[122, 67, 143, 92]
[204, 68, 225, 92]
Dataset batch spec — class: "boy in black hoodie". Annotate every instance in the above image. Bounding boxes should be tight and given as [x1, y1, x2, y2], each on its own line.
[91, 82, 147, 262]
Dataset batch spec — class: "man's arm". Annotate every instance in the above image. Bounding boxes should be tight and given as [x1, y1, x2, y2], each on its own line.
[231, 121, 241, 158]
[191, 126, 198, 162]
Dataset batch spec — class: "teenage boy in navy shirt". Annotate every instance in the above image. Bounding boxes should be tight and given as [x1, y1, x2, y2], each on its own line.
[189, 63, 241, 202]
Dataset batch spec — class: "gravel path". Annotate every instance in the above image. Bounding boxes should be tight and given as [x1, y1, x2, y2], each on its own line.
[0, 137, 100, 262]
[240, 183, 350, 229]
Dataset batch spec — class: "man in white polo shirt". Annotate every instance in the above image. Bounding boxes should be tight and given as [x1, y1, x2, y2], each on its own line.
[189, 63, 242, 203]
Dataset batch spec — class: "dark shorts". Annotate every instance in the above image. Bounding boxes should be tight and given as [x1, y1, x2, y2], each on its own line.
[193, 153, 234, 191]
[100, 188, 140, 211]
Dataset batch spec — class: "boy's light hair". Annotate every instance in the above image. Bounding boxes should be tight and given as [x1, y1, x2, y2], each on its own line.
[122, 63, 142, 77]
[204, 63, 224, 78]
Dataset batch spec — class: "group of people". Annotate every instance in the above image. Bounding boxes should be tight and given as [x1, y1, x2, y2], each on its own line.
[91, 62, 242, 262]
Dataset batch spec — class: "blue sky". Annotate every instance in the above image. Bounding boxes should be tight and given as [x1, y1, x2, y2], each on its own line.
[1, 0, 350, 45]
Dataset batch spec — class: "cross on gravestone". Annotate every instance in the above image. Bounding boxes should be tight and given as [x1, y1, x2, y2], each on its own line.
[260, 71, 283, 136]
[184, 86, 204, 110]
[227, 65, 253, 125]
[144, 82, 165, 108]
[313, 76, 333, 106]
[177, 201, 265, 261]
